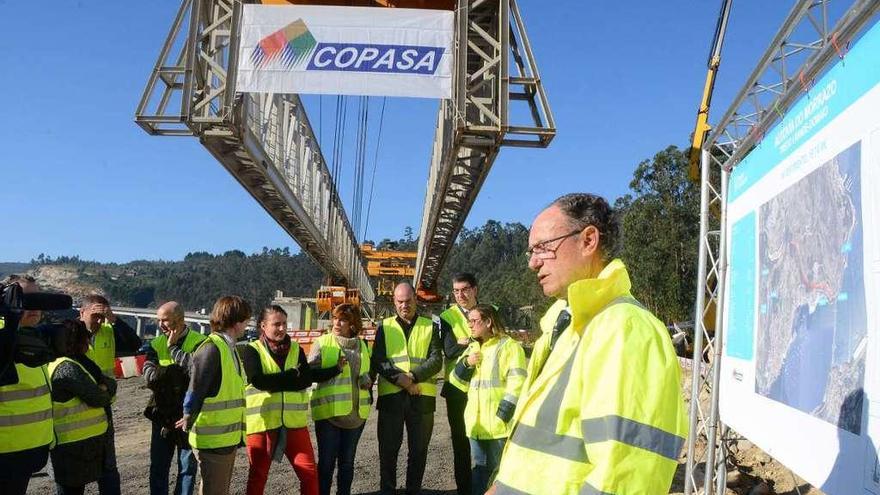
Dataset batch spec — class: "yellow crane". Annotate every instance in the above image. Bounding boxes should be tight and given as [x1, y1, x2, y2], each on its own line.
[688, 0, 733, 182]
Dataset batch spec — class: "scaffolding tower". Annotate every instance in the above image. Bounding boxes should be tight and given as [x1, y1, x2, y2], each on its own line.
[685, 1, 880, 494]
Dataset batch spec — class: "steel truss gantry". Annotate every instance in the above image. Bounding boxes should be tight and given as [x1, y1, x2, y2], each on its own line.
[135, 0, 374, 303]
[414, 0, 555, 292]
[685, 1, 880, 494]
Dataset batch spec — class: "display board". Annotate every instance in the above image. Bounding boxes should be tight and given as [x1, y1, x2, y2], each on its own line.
[720, 19, 880, 494]
[236, 4, 454, 98]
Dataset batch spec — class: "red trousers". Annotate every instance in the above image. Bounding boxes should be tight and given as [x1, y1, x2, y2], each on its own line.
[245, 427, 319, 495]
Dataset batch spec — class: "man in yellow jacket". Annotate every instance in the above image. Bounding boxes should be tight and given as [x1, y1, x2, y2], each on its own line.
[490, 193, 688, 495]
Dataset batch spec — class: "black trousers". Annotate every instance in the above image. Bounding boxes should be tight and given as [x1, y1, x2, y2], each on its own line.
[377, 403, 435, 495]
[0, 444, 49, 495]
[444, 386, 471, 495]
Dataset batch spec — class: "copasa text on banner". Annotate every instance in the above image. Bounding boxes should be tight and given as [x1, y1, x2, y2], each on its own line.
[236, 5, 454, 99]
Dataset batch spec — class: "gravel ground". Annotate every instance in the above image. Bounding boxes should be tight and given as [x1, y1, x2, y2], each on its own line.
[27, 369, 815, 494]
[28, 377, 459, 495]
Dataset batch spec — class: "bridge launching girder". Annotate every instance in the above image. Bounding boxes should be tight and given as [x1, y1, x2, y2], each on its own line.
[414, 0, 555, 294]
[135, 0, 373, 302]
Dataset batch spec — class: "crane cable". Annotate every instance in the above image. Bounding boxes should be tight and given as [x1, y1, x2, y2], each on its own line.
[325, 94, 386, 249]
[351, 96, 366, 237]
[328, 95, 348, 250]
[331, 95, 348, 183]
[360, 97, 369, 236]
[362, 96, 387, 242]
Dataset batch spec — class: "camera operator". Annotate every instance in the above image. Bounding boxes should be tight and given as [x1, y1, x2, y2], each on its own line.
[78, 294, 142, 495]
[0, 275, 54, 495]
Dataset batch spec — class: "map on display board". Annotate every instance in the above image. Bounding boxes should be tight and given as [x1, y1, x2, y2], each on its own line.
[720, 18, 880, 495]
[755, 141, 866, 434]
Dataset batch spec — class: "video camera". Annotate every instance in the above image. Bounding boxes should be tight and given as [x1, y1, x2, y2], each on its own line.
[0, 281, 73, 378]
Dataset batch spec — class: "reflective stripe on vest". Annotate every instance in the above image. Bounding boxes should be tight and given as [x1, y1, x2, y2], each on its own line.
[462, 336, 527, 440]
[310, 333, 371, 421]
[86, 322, 116, 376]
[189, 334, 245, 449]
[377, 316, 437, 397]
[47, 358, 109, 446]
[245, 340, 309, 434]
[439, 305, 471, 392]
[151, 330, 208, 366]
[494, 267, 689, 495]
[0, 363, 53, 453]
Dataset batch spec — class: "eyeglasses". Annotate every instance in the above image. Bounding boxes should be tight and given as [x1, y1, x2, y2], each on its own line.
[467, 317, 484, 325]
[452, 286, 473, 295]
[525, 229, 582, 260]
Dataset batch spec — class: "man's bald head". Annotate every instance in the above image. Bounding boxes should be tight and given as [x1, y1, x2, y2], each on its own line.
[157, 301, 185, 335]
[393, 282, 417, 322]
[394, 282, 415, 299]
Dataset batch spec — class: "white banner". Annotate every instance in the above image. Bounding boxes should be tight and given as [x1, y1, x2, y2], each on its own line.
[236, 5, 454, 99]
[719, 18, 880, 494]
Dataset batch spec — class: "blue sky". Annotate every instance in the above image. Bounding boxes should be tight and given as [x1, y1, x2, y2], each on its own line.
[0, 1, 797, 263]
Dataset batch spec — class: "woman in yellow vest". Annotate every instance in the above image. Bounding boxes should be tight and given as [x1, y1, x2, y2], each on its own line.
[239, 305, 332, 495]
[450, 304, 526, 495]
[48, 320, 116, 495]
[307, 303, 373, 495]
[178, 296, 250, 495]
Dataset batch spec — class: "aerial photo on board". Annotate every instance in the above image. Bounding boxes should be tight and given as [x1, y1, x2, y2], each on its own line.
[755, 141, 867, 434]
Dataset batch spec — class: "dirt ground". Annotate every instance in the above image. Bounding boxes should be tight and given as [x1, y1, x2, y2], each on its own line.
[27, 372, 825, 494]
[670, 368, 823, 495]
[29, 377, 460, 495]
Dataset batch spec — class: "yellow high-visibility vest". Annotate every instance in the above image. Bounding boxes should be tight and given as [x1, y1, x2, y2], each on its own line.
[0, 363, 53, 453]
[310, 333, 371, 421]
[457, 335, 527, 440]
[377, 316, 437, 397]
[494, 259, 689, 495]
[151, 330, 207, 366]
[47, 357, 109, 446]
[439, 305, 471, 393]
[188, 333, 245, 449]
[245, 340, 309, 434]
[86, 322, 116, 377]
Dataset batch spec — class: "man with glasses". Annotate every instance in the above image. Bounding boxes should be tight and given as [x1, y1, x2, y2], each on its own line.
[78, 294, 141, 495]
[439, 273, 479, 495]
[488, 193, 688, 495]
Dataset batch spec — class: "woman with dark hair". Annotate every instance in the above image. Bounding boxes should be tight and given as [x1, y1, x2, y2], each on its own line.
[238, 305, 339, 495]
[179, 295, 251, 495]
[48, 320, 117, 495]
[450, 304, 526, 495]
[308, 303, 373, 495]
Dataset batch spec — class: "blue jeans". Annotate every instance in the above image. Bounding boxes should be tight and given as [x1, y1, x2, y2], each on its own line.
[150, 421, 197, 495]
[469, 438, 506, 495]
[314, 420, 365, 495]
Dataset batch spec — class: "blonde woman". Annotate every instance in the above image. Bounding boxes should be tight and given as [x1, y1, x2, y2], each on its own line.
[450, 305, 526, 495]
[308, 303, 372, 495]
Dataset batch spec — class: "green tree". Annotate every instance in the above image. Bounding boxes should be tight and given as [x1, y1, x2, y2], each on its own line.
[615, 145, 700, 324]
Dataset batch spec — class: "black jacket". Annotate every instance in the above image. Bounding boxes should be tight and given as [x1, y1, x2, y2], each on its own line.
[370, 315, 443, 414]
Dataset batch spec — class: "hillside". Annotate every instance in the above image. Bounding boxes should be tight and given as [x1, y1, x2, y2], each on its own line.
[25, 248, 324, 312]
[19, 222, 546, 327]
[0, 262, 32, 280]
